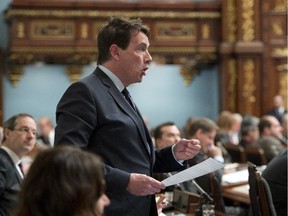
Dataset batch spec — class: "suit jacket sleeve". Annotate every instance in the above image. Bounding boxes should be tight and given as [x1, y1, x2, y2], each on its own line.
[55, 80, 130, 196]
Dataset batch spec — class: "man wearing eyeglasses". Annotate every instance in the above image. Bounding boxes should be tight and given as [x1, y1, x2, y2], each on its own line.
[0, 113, 37, 216]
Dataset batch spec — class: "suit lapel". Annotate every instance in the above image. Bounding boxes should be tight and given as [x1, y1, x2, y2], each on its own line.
[96, 69, 153, 156]
[0, 149, 23, 183]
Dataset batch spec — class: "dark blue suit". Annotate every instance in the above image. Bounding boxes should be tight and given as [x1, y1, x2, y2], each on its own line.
[266, 108, 287, 123]
[0, 149, 22, 216]
[262, 150, 287, 216]
[55, 67, 184, 216]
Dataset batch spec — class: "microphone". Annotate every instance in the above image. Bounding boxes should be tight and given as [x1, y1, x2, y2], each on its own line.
[191, 179, 214, 216]
[191, 179, 214, 204]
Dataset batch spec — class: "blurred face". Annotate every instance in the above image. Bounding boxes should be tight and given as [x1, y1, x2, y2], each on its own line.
[156, 125, 181, 149]
[117, 31, 152, 86]
[247, 128, 260, 143]
[4, 116, 37, 158]
[231, 119, 241, 132]
[267, 116, 283, 138]
[38, 119, 50, 136]
[95, 194, 110, 216]
[274, 95, 283, 108]
[195, 129, 217, 154]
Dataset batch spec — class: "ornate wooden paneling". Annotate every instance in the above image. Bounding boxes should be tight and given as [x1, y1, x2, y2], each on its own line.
[220, 0, 287, 117]
[4, 0, 221, 87]
[3, 0, 287, 117]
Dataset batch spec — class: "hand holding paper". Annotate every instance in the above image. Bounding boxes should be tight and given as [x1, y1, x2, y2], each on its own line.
[161, 158, 225, 187]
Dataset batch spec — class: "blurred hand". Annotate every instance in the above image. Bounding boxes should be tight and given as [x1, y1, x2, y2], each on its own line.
[156, 194, 167, 215]
[208, 145, 222, 157]
[173, 138, 201, 161]
[127, 173, 165, 196]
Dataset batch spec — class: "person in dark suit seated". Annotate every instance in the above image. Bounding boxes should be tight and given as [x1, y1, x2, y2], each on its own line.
[153, 122, 183, 191]
[37, 116, 55, 147]
[185, 117, 224, 193]
[12, 145, 110, 216]
[266, 95, 287, 124]
[0, 113, 37, 216]
[256, 115, 287, 162]
[239, 114, 259, 149]
[262, 149, 287, 216]
[54, 17, 201, 216]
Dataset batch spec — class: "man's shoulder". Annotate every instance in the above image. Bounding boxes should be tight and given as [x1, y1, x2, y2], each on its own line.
[257, 136, 281, 146]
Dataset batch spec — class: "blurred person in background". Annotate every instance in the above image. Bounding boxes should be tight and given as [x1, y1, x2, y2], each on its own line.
[0, 113, 37, 216]
[239, 115, 260, 149]
[266, 95, 287, 124]
[262, 149, 287, 216]
[37, 116, 55, 147]
[256, 115, 287, 162]
[13, 145, 110, 216]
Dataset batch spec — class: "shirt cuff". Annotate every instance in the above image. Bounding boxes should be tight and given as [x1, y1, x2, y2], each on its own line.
[213, 155, 225, 163]
[172, 144, 184, 165]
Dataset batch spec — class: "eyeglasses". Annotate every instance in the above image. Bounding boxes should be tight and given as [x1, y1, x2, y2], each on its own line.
[12, 127, 37, 136]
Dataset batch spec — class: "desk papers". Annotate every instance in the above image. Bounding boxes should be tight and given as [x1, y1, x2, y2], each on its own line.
[161, 158, 225, 187]
[222, 169, 248, 184]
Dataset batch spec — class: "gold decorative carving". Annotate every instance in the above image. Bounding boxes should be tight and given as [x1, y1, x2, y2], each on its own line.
[227, 0, 236, 42]
[17, 22, 25, 38]
[180, 64, 198, 86]
[277, 64, 288, 72]
[6, 9, 220, 19]
[274, 0, 286, 11]
[30, 21, 74, 39]
[241, 0, 255, 41]
[272, 23, 284, 36]
[201, 24, 210, 39]
[7, 65, 24, 87]
[179, 53, 217, 85]
[272, 48, 288, 57]
[155, 22, 196, 40]
[81, 23, 88, 39]
[228, 59, 236, 110]
[10, 47, 96, 53]
[66, 65, 83, 83]
[242, 59, 256, 113]
[279, 72, 288, 109]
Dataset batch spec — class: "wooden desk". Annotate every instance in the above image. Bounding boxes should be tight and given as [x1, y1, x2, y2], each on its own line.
[221, 183, 250, 205]
[221, 164, 250, 205]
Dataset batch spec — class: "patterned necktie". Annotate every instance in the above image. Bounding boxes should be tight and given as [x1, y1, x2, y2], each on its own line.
[122, 88, 136, 110]
[18, 161, 24, 176]
[122, 88, 151, 154]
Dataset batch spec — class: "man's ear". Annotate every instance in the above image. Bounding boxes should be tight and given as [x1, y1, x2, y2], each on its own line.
[195, 129, 203, 137]
[110, 44, 120, 60]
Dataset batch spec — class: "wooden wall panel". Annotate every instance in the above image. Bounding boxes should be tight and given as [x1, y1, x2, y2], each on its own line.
[3, 0, 287, 118]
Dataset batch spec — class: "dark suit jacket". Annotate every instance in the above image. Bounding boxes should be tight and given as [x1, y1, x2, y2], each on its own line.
[55, 68, 184, 216]
[266, 107, 287, 123]
[262, 149, 287, 216]
[0, 149, 22, 216]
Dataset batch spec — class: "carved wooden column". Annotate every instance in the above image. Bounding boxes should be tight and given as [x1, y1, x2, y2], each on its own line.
[234, 0, 264, 116]
[261, 0, 287, 113]
[219, 0, 238, 112]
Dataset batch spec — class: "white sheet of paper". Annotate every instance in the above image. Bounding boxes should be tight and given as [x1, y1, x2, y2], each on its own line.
[161, 158, 225, 187]
[222, 169, 248, 184]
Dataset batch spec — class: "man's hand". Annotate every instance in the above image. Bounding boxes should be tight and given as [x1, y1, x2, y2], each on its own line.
[127, 173, 166, 196]
[173, 138, 201, 161]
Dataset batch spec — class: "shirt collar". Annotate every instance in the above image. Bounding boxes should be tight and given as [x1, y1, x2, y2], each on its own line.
[98, 65, 125, 92]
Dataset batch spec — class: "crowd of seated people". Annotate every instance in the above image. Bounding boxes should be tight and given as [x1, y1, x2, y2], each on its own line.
[149, 109, 287, 216]
[1, 105, 287, 216]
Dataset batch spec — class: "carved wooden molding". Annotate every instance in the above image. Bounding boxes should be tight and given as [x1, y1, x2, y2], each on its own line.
[4, 0, 221, 86]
